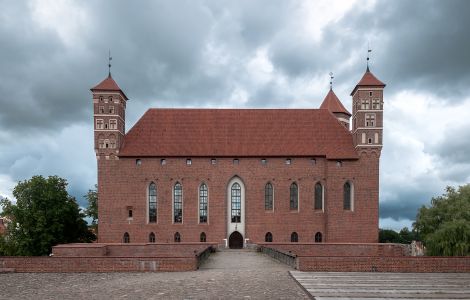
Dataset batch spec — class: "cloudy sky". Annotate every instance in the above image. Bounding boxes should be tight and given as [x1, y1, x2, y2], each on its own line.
[1, 0, 469, 231]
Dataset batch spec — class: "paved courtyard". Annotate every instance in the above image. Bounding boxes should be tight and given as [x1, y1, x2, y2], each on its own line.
[0, 250, 308, 299]
[290, 271, 470, 299]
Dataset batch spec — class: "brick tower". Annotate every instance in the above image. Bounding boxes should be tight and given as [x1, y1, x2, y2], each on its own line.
[90, 73, 128, 159]
[351, 66, 386, 154]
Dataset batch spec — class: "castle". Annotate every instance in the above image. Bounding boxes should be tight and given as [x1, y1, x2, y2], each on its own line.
[91, 65, 385, 248]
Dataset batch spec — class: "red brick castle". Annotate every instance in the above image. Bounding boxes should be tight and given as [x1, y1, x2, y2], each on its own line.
[91, 66, 385, 248]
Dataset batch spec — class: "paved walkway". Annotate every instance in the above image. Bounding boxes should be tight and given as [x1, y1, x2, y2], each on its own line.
[0, 250, 309, 300]
[290, 271, 470, 299]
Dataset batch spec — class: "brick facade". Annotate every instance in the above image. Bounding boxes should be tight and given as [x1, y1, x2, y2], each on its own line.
[92, 68, 386, 247]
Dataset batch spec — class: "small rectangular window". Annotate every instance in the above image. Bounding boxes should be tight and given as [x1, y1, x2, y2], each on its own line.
[99, 106, 105, 114]
[336, 160, 342, 167]
[109, 119, 117, 129]
[161, 159, 166, 165]
[109, 106, 115, 114]
[233, 158, 239, 165]
[261, 158, 267, 165]
[186, 159, 192, 165]
[96, 119, 104, 129]
[128, 209, 133, 218]
[285, 158, 291, 165]
[211, 158, 216, 165]
[311, 158, 316, 165]
[369, 91, 373, 97]
[136, 159, 142, 166]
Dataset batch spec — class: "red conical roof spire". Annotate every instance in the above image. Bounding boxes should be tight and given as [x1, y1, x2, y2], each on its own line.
[350, 68, 386, 96]
[320, 88, 351, 116]
[91, 74, 128, 100]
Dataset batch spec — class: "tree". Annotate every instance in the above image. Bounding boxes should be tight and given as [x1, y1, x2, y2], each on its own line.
[379, 228, 402, 243]
[84, 184, 98, 225]
[0, 175, 95, 256]
[414, 184, 470, 256]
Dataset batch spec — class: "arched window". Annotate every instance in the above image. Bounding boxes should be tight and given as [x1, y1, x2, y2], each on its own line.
[343, 182, 352, 210]
[315, 232, 322, 243]
[199, 184, 208, 223]
[174, 232, 181, 243]
[314, 182, 323, 210]
[291, 232, 298, 243]
[149, 182, 157, 223]
[123, 232, 130, 243]
[290, 183, 298, 210]
[149, 232, 156, 243]
[265, 183, 273, 210]
[265, 232, 273, 242]
[231, 183, 241, 223]
[200, 232, 206, 242]
[174, 182, 183, 223]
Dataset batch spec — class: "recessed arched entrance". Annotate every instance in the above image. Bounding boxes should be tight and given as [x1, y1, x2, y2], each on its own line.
[229, 231, 243, 249]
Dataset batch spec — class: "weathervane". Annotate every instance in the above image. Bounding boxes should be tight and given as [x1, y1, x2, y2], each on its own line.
[108, 50, 112, 76]
[329, 72, 334, 90]
[367, 43, 372, 71]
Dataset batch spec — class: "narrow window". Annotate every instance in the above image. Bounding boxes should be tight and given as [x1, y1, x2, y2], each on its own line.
[374, 132, 379, 144]
[161, 159, 166, 165]
[261, 158, 267, 165]
[173, 183, 183, 223]
[200, 232, 206, 242]
[311, 158, 316, 165]
[108, 96, 113, 102]
[98, 139, 104, 149]
[290, 183, 298, 210]
[149, 182, 157, 223]
[315, 232, 322, 243]
[123, 232, 130, 243]
[99, 106, 105, 114]
[265, 232, 273, 242]
[265, 183, 273, 210]
[99, 96, 103, 102]
[291, 232, 298, 243]
[233, 158, 239, 165]
[96, 119, 104, 129]
[368, 138, 372, 144]
[128, 209, 133, 218]
[369, 91, 373, 97]
[199, 183, 208, 223]
[110, 139, 116, 149]
[136, 159, 142, 166]
[104, 123, 108, 129]
[361, 133, 366, 144]
[314, 183, 323, 210]
[285, 158, 291, 165]
[231, 183, 241, 223]
[344, 182, 352, 210]
[109, 106, 115, 114]
[186, 158, 192, 165]
[174, 232, 181, 243]
[336, 160, 342, 167]
[211, 158, 216, 165]
[149, 232, 156, 243]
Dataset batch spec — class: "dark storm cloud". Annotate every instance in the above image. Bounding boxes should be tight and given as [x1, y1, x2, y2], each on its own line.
[380, 188, 435, 221]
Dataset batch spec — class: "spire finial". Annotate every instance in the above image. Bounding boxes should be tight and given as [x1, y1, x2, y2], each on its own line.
[108, 50, 112, 77]
[329, 72, 334, 90]
[366, 43, 372, 72]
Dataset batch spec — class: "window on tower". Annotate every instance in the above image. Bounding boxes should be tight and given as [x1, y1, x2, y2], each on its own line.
[361, 100, 370, 110]
[109, 106, 115, 114]
[96, 119, 104, 129]
[109, 119, 117, 130]
[365, 113, 376, 127]
[99, 106, 105, 114]
[372, 99, 381, 109]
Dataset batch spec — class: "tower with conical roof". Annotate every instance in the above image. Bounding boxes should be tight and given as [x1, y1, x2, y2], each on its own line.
[320, 87, 351, 128]
[350, 66, 386, 154]
[91, 73, 128, 159]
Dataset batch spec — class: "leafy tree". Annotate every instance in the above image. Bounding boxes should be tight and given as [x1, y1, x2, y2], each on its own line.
[0, 175, 95, 256]
[414, 184, 470, 256]
[84, 184, 98, 225]
[379, 228, 402, 243]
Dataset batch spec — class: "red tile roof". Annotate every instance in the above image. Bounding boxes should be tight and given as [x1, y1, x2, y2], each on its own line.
[119, 109, 358, 159]
[319, 89, 351, 116]
[350, 69, 386, 95]
[91, 74, 128, 100]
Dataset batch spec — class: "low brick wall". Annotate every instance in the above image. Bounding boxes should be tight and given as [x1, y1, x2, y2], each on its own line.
[298, 256, 470, 273]
[259, 243, 408, 257]
[0, 256, 197, 272]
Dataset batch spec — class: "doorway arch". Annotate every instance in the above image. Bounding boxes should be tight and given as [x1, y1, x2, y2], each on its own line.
[229, 231, 243, 249]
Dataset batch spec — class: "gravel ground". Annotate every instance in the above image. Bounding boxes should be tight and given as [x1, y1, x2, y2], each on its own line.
[0, 250, 309, 300]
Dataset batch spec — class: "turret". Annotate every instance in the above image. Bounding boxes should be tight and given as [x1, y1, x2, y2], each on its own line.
[91, 74, 128, 159]
[320, 87, 351, 128]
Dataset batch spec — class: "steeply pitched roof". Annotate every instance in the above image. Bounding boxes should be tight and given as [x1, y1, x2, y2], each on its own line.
[91, 74, 128, 100]
[350, 68, 386, 95]
[319, 89, 351, 116]
[119, 109, 358, 159]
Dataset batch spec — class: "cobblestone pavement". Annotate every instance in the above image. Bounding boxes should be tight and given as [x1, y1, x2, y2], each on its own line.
[0, 250, 309, 300]
[291, 271, 470, 299]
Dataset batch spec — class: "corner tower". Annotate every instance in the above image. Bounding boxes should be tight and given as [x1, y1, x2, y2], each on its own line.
[351, 67, 386, 154]
[91, 74, 128, 159]
[320, 87, 351, 128]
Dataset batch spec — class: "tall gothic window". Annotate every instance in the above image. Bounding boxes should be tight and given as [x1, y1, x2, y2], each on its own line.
[149, 232, 156, 243]
[314, 182, 323, 210]
[291, 232, 298, 243]
[290, 183, 298, 210]
[265, 232, 273, 242]
[344, 182, 352, 210]
[231, 183, 241, 223]
[123, 232, 130, 243]
[149, 182, 157, 223]
[315, 232, 322, 243]
[174, 182, 183, 223]
[199, 184, 208, 223]
[265, 183, 273, 210]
